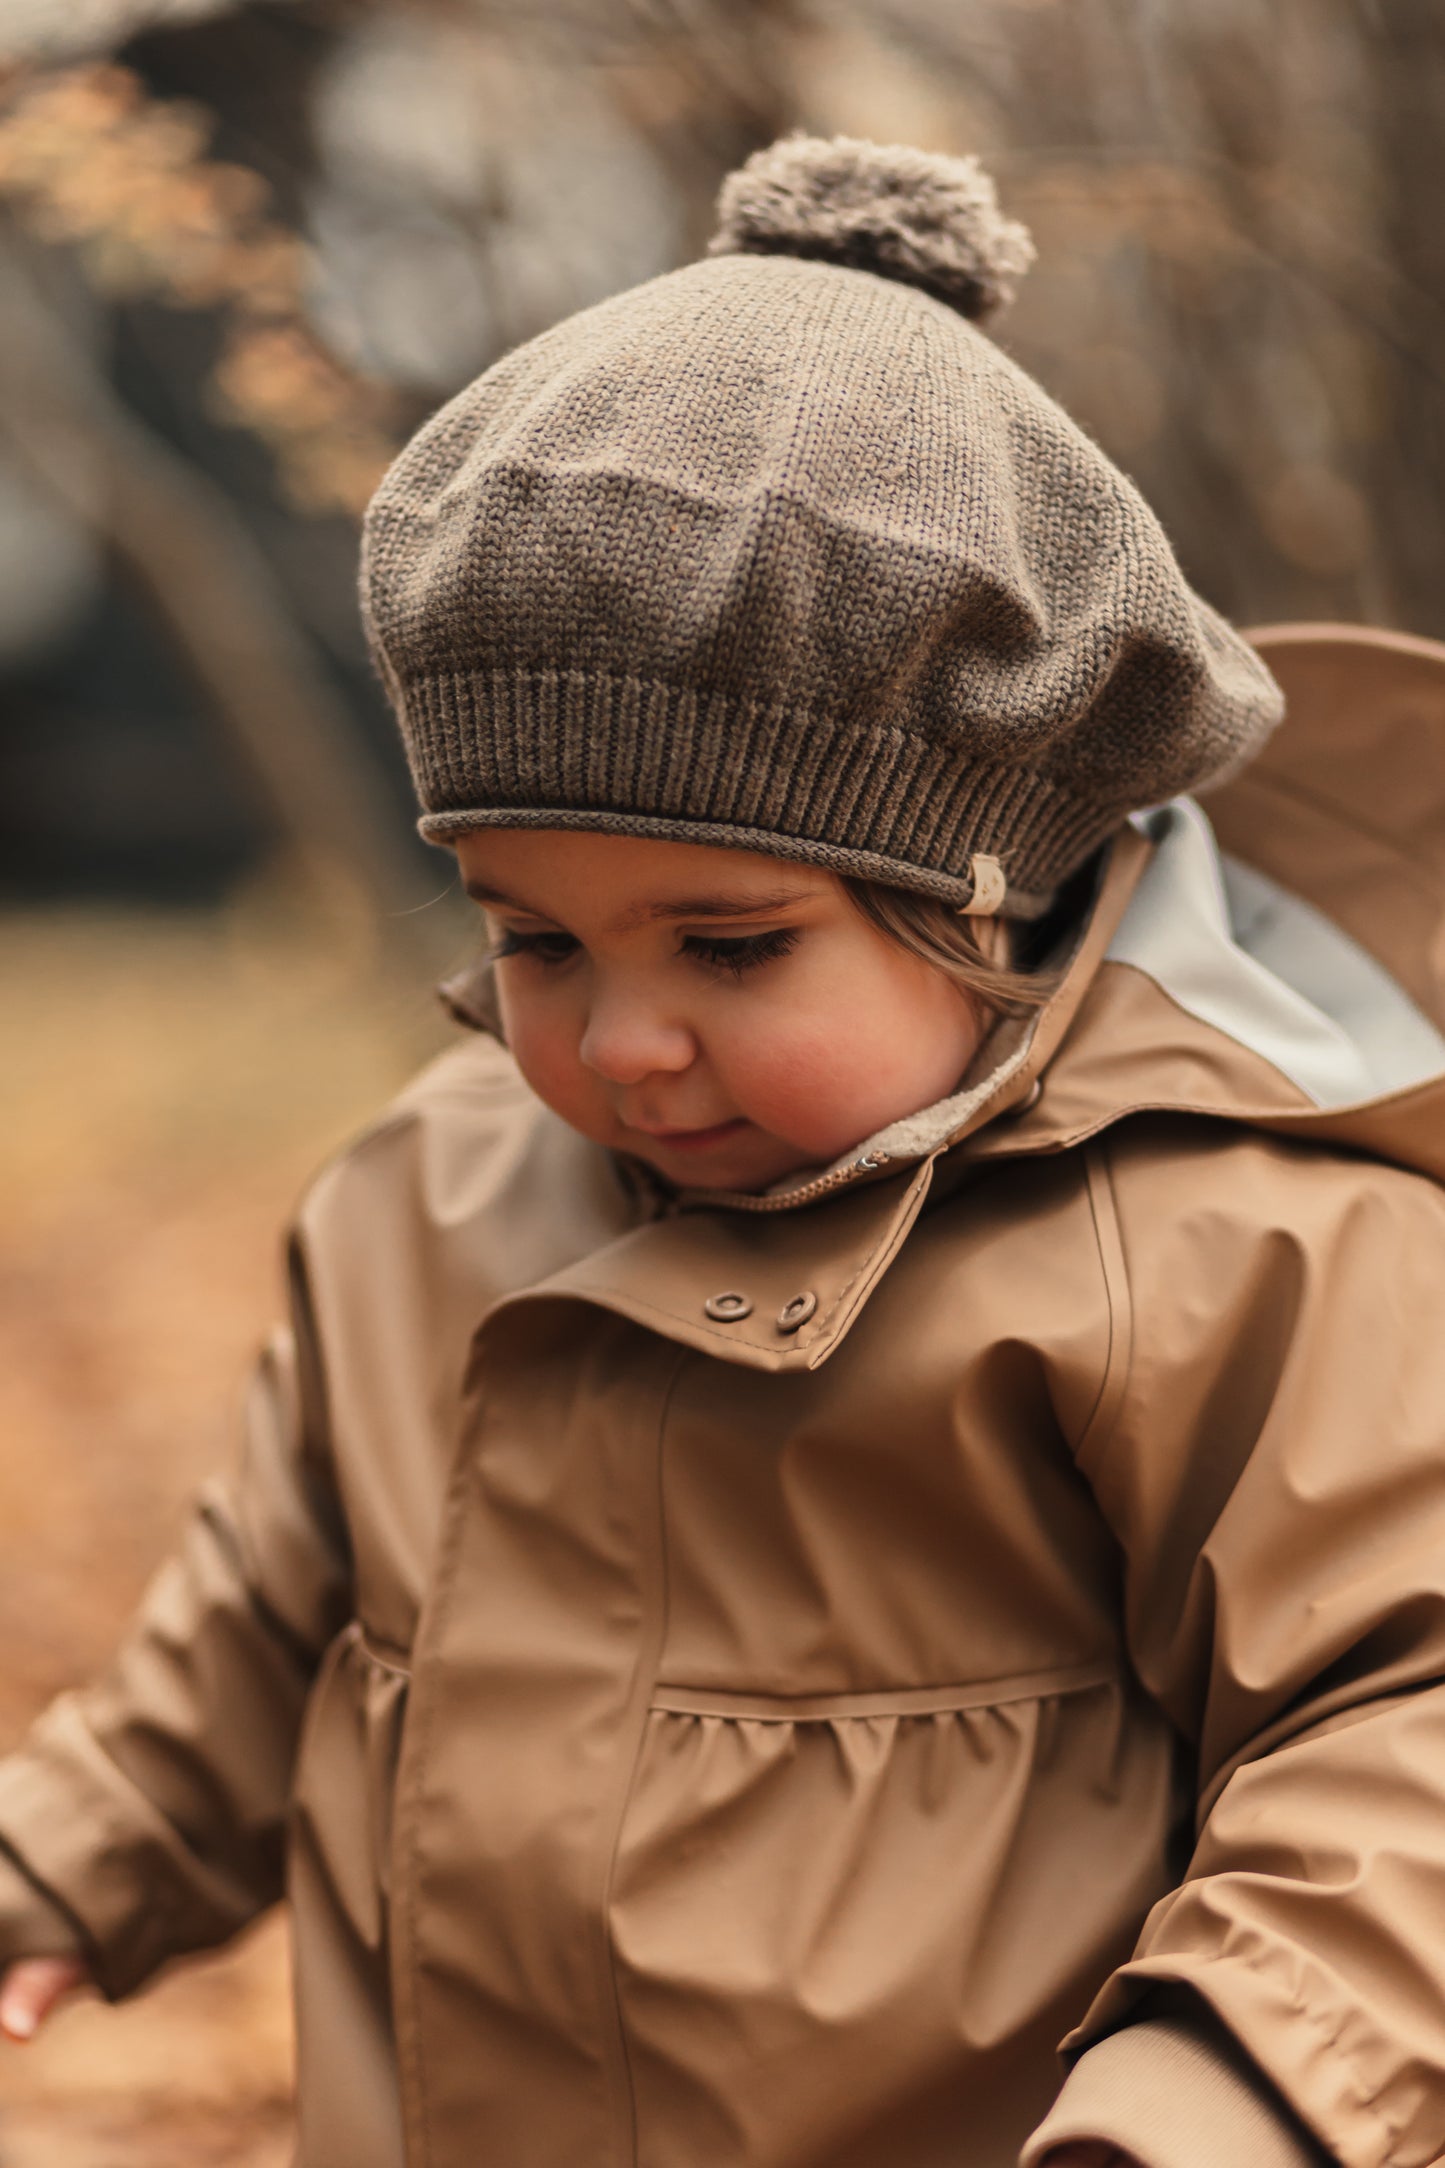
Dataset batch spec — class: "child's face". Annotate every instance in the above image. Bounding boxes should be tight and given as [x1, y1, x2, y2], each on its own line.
[454, 828, 989, 1194]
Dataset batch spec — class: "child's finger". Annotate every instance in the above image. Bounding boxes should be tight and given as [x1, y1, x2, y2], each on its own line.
[0, 1955, 89, 2041]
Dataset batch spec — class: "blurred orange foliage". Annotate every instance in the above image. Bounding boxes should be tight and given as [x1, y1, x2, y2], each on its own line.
[0, 61, 400, 514]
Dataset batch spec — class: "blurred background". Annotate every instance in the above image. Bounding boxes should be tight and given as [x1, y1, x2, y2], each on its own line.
[1, 0, 1441, 2158]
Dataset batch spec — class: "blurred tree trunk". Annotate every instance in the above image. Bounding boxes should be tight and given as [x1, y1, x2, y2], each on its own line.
[0, 234, 433, 960]
[1369, 0, 1445, 634]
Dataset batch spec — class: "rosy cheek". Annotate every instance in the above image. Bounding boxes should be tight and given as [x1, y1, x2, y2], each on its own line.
[496, 985, 602, 1137]
[709, 993, 969, 1160]
[709, 1018, 865, 1155]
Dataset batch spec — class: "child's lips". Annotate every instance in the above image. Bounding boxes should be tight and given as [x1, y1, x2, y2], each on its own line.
[631, 1118, 749, 1152]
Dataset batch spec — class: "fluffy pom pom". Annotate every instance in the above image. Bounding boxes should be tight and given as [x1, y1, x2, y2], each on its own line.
[708, 133, 1035, 322]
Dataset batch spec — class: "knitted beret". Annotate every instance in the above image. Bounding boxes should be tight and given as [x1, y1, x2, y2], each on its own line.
[360, 134, 1283, 915]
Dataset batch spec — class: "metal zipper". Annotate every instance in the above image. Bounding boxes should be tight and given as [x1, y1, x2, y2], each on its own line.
[677, 1150, 896, 1215]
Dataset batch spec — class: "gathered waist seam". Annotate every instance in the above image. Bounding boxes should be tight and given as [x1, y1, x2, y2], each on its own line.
[651, 1656, 1120, 1722]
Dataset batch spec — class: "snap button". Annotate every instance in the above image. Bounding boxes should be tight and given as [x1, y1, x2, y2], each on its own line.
[776, 1290, 818, 1335]
[1017, 1078, 1043, 1112]
[703, 1290, 753, 1323]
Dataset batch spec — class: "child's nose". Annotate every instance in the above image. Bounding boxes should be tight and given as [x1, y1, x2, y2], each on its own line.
[577, 990, 695, 1085]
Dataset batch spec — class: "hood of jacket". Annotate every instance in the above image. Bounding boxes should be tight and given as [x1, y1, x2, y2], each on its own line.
[981, 619, 1445, 1185]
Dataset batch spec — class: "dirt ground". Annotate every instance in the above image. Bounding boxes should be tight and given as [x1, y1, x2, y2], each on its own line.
[0, 900, 456, 2165]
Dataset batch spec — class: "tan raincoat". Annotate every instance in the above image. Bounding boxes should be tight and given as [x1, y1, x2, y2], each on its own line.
[3, 625, 1445, 2168]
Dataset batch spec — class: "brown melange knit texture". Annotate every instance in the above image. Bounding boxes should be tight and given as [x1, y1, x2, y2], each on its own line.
[361, 157, 1283, 911]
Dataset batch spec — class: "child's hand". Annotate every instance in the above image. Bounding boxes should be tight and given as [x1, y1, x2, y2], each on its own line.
[0, 1955, 90, 2041]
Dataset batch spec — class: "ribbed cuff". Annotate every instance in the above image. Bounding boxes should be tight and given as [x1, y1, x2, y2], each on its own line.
[1020, 2015, 1332, 2168]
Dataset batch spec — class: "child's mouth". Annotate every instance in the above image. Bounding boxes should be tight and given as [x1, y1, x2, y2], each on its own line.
[633, 1119, 749, 1152]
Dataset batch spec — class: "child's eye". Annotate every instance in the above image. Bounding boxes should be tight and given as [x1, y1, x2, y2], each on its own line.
[489, 928, 579, 966]
[683, 928, 800, 978]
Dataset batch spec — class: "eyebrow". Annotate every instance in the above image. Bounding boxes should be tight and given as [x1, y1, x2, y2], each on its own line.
[461, 878, 814, 930]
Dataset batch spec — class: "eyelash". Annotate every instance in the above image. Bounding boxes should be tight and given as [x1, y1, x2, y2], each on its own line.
[689, 927, 800, 977]
[488, 927, 800, 978]
[489, 929, 578, 966]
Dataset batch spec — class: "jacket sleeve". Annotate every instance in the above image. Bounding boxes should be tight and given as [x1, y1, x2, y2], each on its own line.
[0, 1237, 352, 1998]
[1027, 1126, 1445, 2168]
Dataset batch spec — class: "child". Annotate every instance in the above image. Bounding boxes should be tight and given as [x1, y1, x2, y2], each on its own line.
[3, 133, 1445, 2168]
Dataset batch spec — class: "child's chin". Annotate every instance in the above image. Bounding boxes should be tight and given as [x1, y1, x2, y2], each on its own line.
[651, 1138, 823, 1195]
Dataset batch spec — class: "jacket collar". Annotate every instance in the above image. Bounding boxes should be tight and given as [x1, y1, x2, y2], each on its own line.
[517, 1149, 937, 1372]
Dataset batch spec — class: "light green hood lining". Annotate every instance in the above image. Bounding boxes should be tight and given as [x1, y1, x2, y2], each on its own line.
[1113, 800, 1445, 1109]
